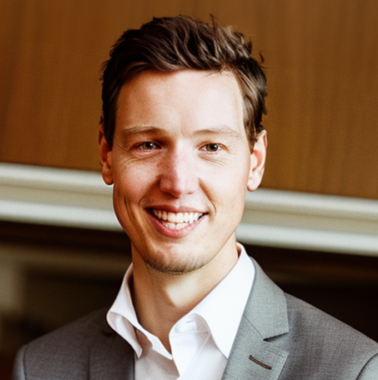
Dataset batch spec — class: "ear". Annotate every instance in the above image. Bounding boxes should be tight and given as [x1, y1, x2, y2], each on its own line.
[99, 123, 114, 185]
[247, 130, 267, 191]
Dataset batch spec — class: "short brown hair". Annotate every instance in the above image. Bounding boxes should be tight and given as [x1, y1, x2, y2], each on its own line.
[101, 15, 267, 149]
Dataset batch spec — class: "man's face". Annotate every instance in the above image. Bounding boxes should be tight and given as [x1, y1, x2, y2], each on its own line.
[100, 69, 266, 276]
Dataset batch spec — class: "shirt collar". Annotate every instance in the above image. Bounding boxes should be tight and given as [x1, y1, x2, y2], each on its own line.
[107, 243, 255, 359]
[107, 263, 169, 358]
[187, 244, 254, 358]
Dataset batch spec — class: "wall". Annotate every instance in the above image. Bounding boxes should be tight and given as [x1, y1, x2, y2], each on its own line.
[1, 0, 378, 198]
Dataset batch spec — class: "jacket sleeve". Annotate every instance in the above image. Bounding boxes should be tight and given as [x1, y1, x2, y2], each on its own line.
[357, 354, 378, 380]
[11, 345, 26, 380]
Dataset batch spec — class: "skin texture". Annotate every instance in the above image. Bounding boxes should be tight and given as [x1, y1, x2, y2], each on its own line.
[99, 69, 267, 351]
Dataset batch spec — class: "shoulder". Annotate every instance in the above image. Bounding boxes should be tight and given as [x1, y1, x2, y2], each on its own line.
[284, 293, 377, 349]
[247, 258, 378, 378]
[12, 308, 130, 380]
[25, 307, 110, 353]
[280, 293, 378, 379]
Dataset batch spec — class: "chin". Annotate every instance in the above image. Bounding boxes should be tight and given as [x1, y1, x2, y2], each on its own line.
[141, 247, 209, 275]
[146, 260, 205, 275]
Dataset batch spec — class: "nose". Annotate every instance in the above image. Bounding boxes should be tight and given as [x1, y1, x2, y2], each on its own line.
[159, 149, 199, 197]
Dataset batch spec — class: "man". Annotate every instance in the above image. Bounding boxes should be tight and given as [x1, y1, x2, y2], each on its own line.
[13, 15, 378, 380]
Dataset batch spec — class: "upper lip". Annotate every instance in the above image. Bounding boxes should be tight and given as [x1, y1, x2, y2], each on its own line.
[146, 205, 206, 213]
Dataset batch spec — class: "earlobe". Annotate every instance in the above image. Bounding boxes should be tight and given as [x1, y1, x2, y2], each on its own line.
[247, 130, 267, 191]
[99, 124, 114, 185]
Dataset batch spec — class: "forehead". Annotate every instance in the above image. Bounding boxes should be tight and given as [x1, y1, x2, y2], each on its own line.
[116, 69, 245, 134]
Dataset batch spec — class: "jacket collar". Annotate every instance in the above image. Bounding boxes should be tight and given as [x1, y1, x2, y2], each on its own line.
[244, 259, 289, 339]
[89, 314, 135, 380]
[222, 258, 289, 380]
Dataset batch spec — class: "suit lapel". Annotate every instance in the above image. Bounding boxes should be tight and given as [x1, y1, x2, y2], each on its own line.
[87, 259, 288, 380]
[222, 259, 289, 380]
[89, 318, 135, 380]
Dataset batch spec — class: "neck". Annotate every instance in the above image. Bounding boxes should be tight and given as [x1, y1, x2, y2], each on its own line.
[131, 239, 239, 352]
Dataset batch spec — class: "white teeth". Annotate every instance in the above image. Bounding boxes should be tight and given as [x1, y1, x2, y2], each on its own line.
[162, 221, 190, 230]
[176, 213, 184, 223]
[152, 210, 204, 229]
[168, 212, 175, 222]
[165, 222, 176, 230]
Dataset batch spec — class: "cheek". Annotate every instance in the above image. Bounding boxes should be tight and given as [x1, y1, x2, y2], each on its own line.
[202, 159, 249, 208]
[113, 164, 152, 204]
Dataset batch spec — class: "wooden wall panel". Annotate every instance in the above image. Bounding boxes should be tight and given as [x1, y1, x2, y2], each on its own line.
[256, 0, 378, 198]
[0, 0, 377, 198]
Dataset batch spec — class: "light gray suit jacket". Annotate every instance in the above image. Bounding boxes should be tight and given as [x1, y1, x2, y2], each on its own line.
[12, 260, 378, 380]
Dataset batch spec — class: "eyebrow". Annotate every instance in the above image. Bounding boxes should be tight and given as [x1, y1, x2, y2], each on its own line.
[193, 126, 242, 138]
[120, 126, 167, 139]
[120, 125, 242, 139]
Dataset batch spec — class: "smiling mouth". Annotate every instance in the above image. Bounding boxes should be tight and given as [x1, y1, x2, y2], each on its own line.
[151, 209, 205, 230]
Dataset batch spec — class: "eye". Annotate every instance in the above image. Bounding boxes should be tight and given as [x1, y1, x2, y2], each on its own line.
[139, 141, 158, 150]
[203, 143, 222, 152]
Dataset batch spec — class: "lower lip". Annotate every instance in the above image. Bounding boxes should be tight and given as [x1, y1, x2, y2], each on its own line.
[146, 211, 206, 238]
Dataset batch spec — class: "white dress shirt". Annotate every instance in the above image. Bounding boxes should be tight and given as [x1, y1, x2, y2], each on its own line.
[107, 243, 255, 380]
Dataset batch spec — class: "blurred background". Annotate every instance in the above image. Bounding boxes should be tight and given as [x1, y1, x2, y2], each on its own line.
[1, 0, 378, 378]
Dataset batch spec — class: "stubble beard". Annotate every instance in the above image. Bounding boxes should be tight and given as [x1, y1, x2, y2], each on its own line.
[139, 245, 209, 275]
